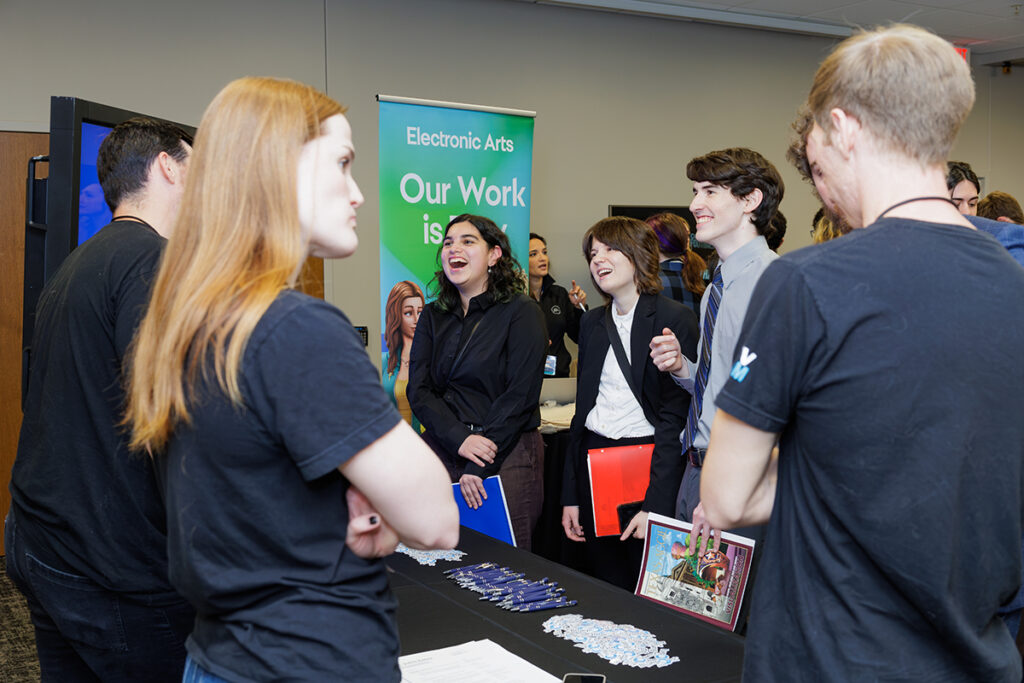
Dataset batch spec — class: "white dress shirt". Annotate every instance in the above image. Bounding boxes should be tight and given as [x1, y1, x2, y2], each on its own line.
[585, 302, 655, 439]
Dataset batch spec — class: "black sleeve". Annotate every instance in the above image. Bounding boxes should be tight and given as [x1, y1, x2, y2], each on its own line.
[565, 288, 584, 344]
[465, 298, 548, 478]
[561, 308, 601, 506]
[642, 302, 699, 515]
[407, 306, 472, 457]
[113, 243, 163, 359]
[716, 260, 825, 433]
[253, 300, 403, 482]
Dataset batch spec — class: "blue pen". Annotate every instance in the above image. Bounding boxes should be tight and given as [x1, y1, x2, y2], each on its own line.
[501, 591, 563, 608]
[513, 598, 577, 612]
[445, 562, 493, 575]
[503, 587, 563, 603]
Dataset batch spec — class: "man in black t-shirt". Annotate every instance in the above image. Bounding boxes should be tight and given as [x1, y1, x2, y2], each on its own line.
[699, 25, 1024, 681]
[6, 118, 193, 682]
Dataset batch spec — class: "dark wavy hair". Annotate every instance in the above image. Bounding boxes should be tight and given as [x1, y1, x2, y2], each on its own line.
[766, 210, 787, 251]
[946, 160, 980, 193]
[687, 147, 784, 237]
[384, 280, 424, 375]
[582, 216, 662, 301]
[430, 214, 525, 313]
[645, 212, 706, 299]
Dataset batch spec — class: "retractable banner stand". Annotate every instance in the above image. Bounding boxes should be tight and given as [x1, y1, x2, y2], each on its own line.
[377, 95, 535, 426]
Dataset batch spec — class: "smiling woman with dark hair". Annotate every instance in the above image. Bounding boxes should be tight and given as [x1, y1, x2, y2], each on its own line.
[408, 214, 548, 549]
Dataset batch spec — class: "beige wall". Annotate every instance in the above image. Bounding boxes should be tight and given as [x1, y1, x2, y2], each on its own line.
[2, 0, 1021, 365]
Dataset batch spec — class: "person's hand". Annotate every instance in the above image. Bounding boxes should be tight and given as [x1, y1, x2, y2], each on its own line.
[459, 474, 487, 509]
[561, 505, 585, 542]
[345, 486, 399, 559]
[457, 434, 497, 467]
[650, 327, 687, 376]
[569, 280, 587, 309]
[620, 510, 649, 541]
[686, 502, 721, 557]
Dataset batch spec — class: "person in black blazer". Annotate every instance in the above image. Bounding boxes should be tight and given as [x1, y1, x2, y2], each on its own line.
[560, 216, 698, 590]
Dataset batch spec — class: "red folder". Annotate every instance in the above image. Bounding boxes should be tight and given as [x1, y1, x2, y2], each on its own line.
[586, 443, 654, 537]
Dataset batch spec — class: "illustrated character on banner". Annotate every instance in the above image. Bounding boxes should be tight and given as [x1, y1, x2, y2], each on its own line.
[383, 280, 425, 431]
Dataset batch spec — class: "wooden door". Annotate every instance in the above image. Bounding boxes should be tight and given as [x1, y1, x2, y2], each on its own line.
[0, 132, 48, 554]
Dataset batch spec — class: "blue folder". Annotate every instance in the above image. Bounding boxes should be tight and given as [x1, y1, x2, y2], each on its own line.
[452, 475, 516, 547]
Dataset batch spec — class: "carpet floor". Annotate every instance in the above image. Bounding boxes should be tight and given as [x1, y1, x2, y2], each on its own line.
[0, 556, 40, 682]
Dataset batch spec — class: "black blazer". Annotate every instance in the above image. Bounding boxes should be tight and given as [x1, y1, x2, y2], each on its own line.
[561, 293, 699, 516]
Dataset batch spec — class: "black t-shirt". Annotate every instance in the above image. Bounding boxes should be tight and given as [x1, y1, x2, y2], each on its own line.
[162, 291, 403, 682]
[11, 220, 179, 599]
[536, 275, 583, 377]
[717, 218, 1024, 681]
[407, 291, 546, 478]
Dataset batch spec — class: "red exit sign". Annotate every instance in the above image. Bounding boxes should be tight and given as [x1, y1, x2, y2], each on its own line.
[954, 46, 971, 63]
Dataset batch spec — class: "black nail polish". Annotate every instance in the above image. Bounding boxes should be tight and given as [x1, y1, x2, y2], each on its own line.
[369, 515, 379, 525]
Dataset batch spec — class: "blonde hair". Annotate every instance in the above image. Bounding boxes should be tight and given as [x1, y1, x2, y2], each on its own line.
[807, 24, 974, 166]
[126, 77, 345, 453]
[812, 211, 846, 244]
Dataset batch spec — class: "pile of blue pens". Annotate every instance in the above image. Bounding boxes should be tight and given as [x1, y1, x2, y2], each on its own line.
[444, 562, 577, 612]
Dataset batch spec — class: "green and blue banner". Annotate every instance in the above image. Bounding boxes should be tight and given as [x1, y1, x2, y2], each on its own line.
[377, 96, 535, 397]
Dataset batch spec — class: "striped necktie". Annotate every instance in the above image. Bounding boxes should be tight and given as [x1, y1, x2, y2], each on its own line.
[681, 265, 723, 452]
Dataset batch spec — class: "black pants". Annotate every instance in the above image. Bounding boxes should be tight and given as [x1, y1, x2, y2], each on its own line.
[574, 430, 651, 592]
[426, 429, 544, 550]
[4, 509, 194, 683]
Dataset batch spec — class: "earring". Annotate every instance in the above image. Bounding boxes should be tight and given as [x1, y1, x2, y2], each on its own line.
[487, 266, 492, 274]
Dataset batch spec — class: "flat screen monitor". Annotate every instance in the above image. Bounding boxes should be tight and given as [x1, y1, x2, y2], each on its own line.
[77, 121, 115, 244]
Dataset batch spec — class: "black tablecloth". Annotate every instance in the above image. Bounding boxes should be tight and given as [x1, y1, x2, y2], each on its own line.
[389, 528, 744, 683]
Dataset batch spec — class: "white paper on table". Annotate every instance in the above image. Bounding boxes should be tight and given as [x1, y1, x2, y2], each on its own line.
[399, 638, 560, 682]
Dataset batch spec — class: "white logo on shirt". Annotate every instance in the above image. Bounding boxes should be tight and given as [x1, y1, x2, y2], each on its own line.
[730, 346, 758, 383]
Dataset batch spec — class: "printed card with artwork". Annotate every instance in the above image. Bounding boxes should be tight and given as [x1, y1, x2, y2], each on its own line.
[635, 513, 756, 631]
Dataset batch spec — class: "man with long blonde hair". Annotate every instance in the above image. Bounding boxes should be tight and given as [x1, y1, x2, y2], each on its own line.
[6, 117, 195, 681]
[700, 24, 1024, 680]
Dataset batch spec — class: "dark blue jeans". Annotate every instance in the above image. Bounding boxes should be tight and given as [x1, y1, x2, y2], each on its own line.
[182, 655, 233, 682]
[4, 510, 195, 683]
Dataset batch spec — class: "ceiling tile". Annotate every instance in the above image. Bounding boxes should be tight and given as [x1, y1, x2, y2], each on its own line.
[732, 0, 863, 18]
[907, 9, 1024, 38]
[548, 0, 1024, 57]
[948, 0, 1024, 18]
[807, 0, 945, 25]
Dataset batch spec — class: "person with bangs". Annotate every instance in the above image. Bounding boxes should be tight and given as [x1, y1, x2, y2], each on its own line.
[649, 147, 782, 559]
[382, 279, 425, 430]
[561, 216, 698, 590]
[408, 215, 548, 550]
[124, 77, 458, 683]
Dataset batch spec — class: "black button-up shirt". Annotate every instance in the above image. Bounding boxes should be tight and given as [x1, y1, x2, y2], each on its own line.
[536, 274, 584, 378]
[407, 291, 546, 478]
